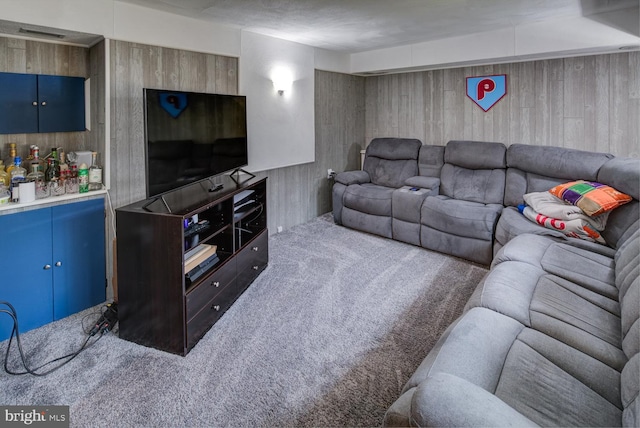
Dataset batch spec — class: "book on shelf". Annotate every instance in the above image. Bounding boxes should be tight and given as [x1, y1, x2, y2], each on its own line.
[184, 244, 217, 273]
[184, 243, 208, 261]
[185, 253, 220, 285]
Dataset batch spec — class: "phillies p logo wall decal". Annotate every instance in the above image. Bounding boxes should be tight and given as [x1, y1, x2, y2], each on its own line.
[466, 74, 507, 112]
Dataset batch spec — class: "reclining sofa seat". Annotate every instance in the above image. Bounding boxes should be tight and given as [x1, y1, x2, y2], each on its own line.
[494, 144, 640, 254]
[333, 138, 422, 238]
[420, 140, 507, 265]
[384, 224, 640, 427]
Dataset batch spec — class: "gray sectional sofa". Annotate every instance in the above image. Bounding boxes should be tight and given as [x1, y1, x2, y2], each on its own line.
[332, 138, 640, 427]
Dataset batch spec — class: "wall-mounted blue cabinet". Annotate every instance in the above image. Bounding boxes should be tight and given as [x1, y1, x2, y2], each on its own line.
[0, 198, 106, 341]
[0, 72, 86, 134]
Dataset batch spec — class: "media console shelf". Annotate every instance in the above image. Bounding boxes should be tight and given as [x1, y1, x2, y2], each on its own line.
[116, 176, 268, 355]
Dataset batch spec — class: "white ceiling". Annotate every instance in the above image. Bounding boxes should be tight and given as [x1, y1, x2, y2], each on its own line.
[114, 0, 639, 53]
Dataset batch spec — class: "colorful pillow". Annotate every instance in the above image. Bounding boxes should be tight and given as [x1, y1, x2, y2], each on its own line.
[548, 180, 632, 217]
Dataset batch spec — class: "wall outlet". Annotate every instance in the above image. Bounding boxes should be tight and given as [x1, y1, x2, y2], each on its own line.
[327, 168, 336, 179]
[277, 226, 283, 233]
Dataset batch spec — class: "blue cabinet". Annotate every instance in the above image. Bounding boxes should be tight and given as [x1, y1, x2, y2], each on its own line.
[0, 72, 86, 134]
[0, 198, 106, 341]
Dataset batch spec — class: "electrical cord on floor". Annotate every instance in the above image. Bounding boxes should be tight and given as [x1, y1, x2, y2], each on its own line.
[0, 301, 117, 376]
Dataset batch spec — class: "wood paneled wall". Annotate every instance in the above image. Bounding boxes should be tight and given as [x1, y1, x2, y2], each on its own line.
[109, 40, 238, 209]
[365, 51, 639, 158]
[0, 37, 90, 160]
[108, 41, 365, 228]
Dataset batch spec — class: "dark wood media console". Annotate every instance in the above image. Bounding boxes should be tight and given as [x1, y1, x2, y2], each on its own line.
[116, 176, 268, 355]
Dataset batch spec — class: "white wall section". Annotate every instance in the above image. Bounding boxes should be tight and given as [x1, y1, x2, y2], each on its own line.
[240, 31, 315, 173]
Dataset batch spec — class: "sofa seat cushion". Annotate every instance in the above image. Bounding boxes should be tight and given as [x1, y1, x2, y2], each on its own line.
[393, 307, 623, 427]
[343, 183, 395, 217]
[421, 195, 503, 241]
[467, 260, 627, 370]
[495, 206, 569, 247]
[493, 233, 617, 299]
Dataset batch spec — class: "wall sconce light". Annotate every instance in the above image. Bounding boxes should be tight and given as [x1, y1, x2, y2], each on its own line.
[271, 67, 293, 96]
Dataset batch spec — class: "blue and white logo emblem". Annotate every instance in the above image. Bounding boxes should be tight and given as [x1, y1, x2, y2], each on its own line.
[466, 75, 507, 112]
[159, 92, 188, 118]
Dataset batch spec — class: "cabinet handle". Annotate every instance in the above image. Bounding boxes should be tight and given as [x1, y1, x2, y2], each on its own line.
[212, 281, 220, 288]
[252, 265, 259, 270]
[252, 246, 259, 252]
[212, 305, 220, 311]
[43, 264, 51, 270]
[32, 101, 38, 106]
[55, 261, 62, 267]
[41, 101, 47, 106]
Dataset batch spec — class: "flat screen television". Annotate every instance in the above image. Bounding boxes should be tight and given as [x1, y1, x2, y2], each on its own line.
[144, 88, 248, 198]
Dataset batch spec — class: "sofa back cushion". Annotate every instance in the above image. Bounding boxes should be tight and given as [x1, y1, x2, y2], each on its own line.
[418, 144, 445, 177]
[504, 144, 613, 207]
[363, 138, 422, 188]
[598, 158, 640, 249]
[616, 223, 639, 359]
[440, 141, 507, 204]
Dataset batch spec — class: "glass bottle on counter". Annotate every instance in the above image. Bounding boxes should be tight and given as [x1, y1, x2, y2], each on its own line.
[45, 156, 60, 183]
[9, 156, 26, 203]
[0, 160, 8, 187]
[26, 163, 49, 199]
[58, 150, 69, 176]
[5, 143, 17, 177]
[88, 152, 102, 191]
[28, 146, 46, 173]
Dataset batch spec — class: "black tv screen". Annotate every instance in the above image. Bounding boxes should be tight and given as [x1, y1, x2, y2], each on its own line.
[144, 88, 248, 197]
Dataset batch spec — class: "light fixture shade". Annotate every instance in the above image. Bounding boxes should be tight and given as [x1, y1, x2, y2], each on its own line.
[271, 67, 293, 95]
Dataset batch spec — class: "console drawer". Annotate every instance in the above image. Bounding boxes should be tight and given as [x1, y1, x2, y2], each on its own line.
[186, 258, 236, 323]
[186, 280, 240, 350]
[236, 229, 268, 288]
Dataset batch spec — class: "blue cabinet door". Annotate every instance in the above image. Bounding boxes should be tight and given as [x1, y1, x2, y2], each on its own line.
[37, 75, 86, 133]
[0, 72, 85, 134]
[0, 208, 54, 341]
[0, 73, 38, 134]
[52, 199, 105, 320]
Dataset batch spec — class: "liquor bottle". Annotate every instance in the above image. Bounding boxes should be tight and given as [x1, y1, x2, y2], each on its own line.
[88, 152, 102, 191]
[22, 145, 35, 169]
[78, 163, 89, 193]
[26, 162, 45, 182]
[10, 156, 26, 202]
[29, 146, 46, 173]
[5, 143, 17, 177]
[26, 162, 49, 199]
[58, 150, 69, 176]
[0, 160, 8, 187]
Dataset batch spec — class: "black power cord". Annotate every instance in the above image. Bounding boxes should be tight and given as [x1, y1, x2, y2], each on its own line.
[0, 301, 118, 376]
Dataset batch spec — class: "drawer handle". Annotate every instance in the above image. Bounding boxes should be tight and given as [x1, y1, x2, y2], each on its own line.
[252, 246, 259, 252]
[212, 305, 220, 311]
[43, 264, 51, 270]
[252, 265, 259, 271]
[55, 261, 62, 267]
[212, 281, 220, 288]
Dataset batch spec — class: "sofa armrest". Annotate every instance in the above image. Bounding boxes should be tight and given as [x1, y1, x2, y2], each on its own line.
[405, 176, 440, 191]
[412, 373, 539, 427]
[335, 170, 370, 186]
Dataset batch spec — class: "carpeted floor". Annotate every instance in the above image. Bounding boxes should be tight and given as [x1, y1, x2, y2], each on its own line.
[0, 214, 487, 427]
